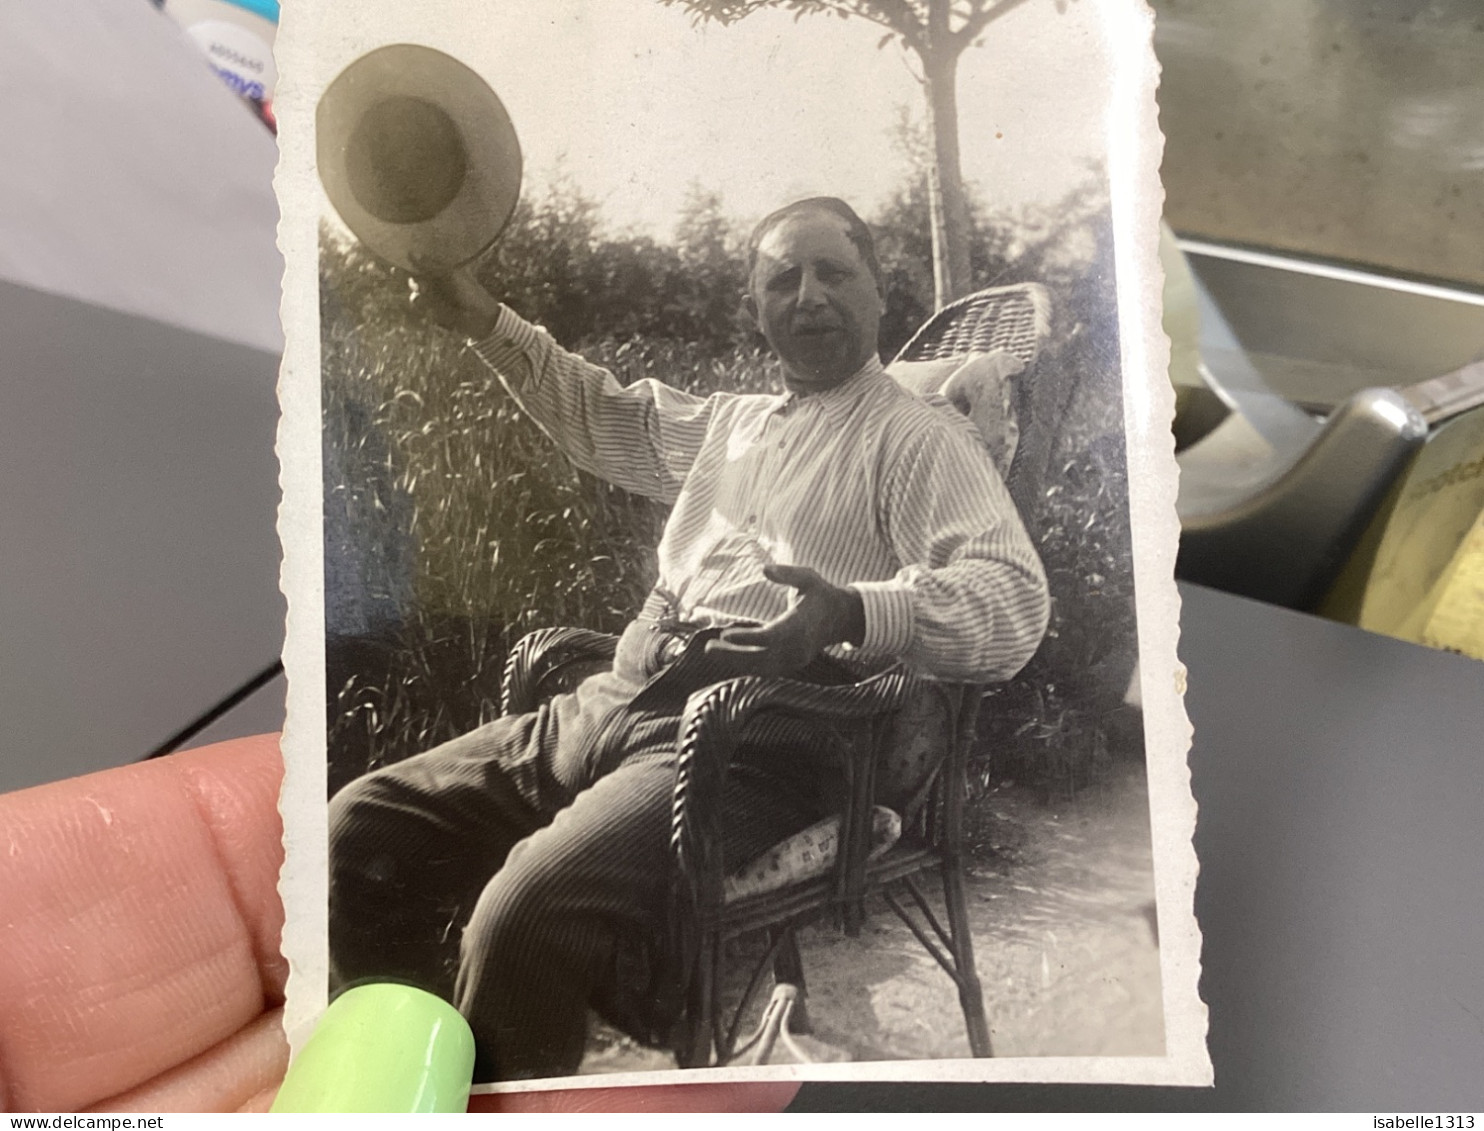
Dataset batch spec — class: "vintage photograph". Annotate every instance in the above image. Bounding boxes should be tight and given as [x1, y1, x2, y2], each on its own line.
[275, 0, 1205, 1090]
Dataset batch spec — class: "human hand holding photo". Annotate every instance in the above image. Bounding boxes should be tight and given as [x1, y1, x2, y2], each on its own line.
[0, 735, 798, 1113]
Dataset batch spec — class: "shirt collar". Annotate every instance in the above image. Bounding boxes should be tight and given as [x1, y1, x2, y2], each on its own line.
[769, 354, 886, 423]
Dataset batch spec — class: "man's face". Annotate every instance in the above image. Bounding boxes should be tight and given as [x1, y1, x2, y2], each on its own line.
[746, 210, 883, 393]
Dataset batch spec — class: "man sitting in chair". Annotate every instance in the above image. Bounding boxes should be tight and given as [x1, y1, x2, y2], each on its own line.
[328, 196, 1050, 1080]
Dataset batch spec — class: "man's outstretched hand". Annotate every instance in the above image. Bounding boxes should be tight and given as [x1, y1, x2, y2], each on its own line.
[0, 736, 799, 1113]
[405, 263, 503, 341]
[705, 564, 866, 678]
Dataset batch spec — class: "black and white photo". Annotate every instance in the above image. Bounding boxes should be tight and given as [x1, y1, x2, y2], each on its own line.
[275, 0, 1205, 1091]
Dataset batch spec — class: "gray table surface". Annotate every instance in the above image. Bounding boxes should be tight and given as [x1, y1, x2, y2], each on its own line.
[0, 280, 283, 788]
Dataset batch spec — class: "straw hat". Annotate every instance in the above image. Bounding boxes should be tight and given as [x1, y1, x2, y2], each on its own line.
[317, 44, 522, 274]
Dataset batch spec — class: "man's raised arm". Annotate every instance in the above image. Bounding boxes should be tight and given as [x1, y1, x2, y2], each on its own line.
[408, 267, 716, 503]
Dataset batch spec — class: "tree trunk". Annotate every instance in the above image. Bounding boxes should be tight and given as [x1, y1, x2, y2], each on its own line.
[921, 31, 972, 309]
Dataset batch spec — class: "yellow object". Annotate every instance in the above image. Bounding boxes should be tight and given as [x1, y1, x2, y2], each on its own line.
[1325, 404, 1484, 657]
[271, 983, 475, 1113]
[1420, 505, 1484, 661]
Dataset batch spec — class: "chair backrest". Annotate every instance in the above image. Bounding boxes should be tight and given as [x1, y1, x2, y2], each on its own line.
[893, 283, 1052, 370]
[889, 283, 1053, 508]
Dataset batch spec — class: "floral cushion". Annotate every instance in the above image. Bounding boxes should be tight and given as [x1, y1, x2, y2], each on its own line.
[876, 682, 956, 817]
[722, 806, 901, 904]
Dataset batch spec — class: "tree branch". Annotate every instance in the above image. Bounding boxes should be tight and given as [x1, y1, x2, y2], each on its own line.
[850, 0, 927, 51]
[657, 0, 790, 26]
[659, 0, 929, 52]
[949, 0, 978, 24]
[953, 0, 1034, 46]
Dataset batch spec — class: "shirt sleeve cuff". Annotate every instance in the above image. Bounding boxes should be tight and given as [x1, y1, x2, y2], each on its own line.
[469, 306, 542, 383]
[846, 580, 914, 659]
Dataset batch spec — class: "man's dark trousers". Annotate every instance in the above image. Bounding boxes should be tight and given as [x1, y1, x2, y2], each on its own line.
[328, 618, 844, 1080]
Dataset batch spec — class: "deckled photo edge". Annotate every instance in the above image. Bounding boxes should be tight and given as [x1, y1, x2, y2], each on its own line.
[274, 0, 332, 1055]
[1105, 0, 1213, 1088]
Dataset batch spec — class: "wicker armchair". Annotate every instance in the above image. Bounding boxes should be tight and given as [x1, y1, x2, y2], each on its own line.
[501, 283, 1052, 1066]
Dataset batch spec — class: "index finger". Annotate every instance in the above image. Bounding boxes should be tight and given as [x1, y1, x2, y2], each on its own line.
[0, 735, 286, 1112]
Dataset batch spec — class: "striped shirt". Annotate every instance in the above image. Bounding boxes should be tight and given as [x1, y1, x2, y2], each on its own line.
[471, 308, 1049, 682]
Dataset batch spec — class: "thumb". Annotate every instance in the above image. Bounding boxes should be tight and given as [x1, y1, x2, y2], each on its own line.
[762, 564, 824, 592]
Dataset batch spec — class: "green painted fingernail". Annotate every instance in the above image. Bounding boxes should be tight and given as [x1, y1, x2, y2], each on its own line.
[271, 983, 475, 1113]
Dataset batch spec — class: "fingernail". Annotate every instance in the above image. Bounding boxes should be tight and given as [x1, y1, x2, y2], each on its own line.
[271, 983, 475, 1113]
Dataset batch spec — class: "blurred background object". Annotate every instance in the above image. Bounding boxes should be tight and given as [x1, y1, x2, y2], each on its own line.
[1154, 0, 1484, 288]
[0, 0, 282, 351]
[1169, 241, 1484, 625]
[1152, 0, 1484, 649]
[0, 0, 283, 791]
[158, 0, 280, 130]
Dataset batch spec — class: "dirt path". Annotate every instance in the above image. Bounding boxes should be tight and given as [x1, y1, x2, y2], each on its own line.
[580, 760, 1164, 1073]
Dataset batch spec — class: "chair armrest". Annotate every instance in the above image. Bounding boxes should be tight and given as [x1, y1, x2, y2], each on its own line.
[667, 668, 918, 950]
[500, 626, 619, 717]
